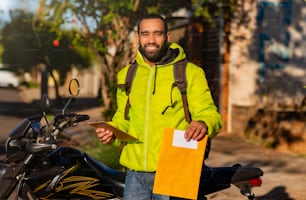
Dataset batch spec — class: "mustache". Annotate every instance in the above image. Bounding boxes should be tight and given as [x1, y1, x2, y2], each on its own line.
[144, 43, 160, 48]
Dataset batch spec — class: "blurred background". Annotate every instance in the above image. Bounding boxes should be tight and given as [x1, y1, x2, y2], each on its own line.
[0, 0, 305, 156]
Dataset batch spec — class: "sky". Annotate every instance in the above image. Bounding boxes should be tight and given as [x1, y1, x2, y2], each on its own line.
[0, 0, 38, 25]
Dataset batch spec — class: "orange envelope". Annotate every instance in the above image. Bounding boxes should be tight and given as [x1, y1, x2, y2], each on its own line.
[153, 128, 207, 199]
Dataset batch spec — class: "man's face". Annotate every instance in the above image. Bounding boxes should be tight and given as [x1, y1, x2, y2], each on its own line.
[137, 18, 170, 64]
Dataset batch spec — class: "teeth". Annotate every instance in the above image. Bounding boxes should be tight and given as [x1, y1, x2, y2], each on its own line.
[146, 46, 157, 50]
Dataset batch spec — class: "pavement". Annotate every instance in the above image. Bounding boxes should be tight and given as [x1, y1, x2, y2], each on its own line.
[19, 86, 104, 119]
[17, 86, 106, 144]
[206, 134, 306, 200]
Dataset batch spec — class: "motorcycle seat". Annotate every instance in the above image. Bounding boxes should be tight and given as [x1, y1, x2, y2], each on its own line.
[231, 166, 263, 183]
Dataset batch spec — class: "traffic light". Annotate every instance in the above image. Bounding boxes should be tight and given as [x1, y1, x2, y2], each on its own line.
[53, 40, 60, 47]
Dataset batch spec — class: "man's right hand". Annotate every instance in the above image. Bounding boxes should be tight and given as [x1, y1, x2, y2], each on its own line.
[96, 128, 114, 144]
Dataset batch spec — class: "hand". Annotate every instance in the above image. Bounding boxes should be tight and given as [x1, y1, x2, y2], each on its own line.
[185, 121, 208, 142]
[96, 127, 114, 144]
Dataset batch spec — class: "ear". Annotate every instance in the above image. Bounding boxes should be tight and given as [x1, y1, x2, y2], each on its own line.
[135, 32, 140, 44]
[166, 32, 170, 41]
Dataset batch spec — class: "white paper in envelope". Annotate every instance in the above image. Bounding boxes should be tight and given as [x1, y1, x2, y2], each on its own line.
[172, 129, 198, 149]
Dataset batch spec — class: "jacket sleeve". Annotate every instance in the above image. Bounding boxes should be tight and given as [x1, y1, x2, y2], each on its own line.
[186, 63, 223, 137]
[109, 66, 130, 135]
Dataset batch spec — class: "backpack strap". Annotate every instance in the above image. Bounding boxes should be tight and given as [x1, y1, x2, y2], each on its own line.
[118, 59, 191, 122]
[173, 59, 191, 123]
[117, 61, 138, 120]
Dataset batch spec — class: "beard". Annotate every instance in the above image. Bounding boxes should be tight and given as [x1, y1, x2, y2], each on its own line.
[139, 40, 168, 63]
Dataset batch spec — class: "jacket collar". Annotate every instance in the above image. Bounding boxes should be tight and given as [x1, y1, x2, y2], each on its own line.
[135, 42, 186, 67]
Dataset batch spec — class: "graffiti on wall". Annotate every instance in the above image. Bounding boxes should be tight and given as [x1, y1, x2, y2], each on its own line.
[257, 1, 292, 81]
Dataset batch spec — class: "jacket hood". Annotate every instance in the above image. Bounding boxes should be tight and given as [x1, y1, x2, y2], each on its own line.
[135, 42, 187, 67]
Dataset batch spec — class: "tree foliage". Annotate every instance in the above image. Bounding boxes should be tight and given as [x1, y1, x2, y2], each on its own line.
[192, 0, 237, 18]
[1, 12, 39, 71]
[41, 0, 193, 119]
[0, 10, 90, 83]
[40, 0, 237, 120]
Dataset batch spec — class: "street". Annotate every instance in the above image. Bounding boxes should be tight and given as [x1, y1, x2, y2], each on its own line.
[0, 86, 101, 152]
[0, 87, 306, 200]
[0, 87, 40, 153]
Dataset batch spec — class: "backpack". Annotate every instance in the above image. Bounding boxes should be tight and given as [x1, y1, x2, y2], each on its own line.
[117, 59, 211, 159]
[117, 59, 191, 122]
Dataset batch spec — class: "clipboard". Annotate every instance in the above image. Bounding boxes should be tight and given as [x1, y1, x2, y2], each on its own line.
[88, 121, 139, 142]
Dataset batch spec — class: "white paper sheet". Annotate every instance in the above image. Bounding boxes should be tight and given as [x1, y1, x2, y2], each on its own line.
[172, 129, 198, 149]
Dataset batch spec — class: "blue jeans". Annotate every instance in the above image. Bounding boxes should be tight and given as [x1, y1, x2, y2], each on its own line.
[124, 169, 169, 200]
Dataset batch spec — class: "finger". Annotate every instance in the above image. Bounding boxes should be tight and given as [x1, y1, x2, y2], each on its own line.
[186, 121, 208, 141]
[100, 131, 110, 138]
[191, 128, 202, 140]
[97, 130, 108, 138]
[101, 135, 112, 144]
[97, 129, 113, 143]
[185, 121, 200, 140]
[194, 131, 206, 141]
[195, 126, 208, 141]
[185, 121, 196, 136]
[184, 128, 193, 141]
[96, 127, 105, 134]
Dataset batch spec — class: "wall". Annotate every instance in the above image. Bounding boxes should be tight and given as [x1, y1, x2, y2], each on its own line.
[229, 0, 306, 134]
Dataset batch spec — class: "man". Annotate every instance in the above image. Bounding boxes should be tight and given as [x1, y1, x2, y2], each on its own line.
[96, 13, 222, 200]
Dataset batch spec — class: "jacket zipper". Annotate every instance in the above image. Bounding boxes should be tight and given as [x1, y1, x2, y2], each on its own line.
[143, 66, 155, 170]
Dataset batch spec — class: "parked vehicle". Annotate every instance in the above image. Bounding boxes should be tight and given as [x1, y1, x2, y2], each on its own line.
[0, 79, 263, 200]
[0, 69, 19, 88]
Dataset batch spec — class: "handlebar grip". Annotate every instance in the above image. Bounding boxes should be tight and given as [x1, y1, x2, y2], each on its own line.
[26, 142, 57, 154]
[74, 114, 90, 123]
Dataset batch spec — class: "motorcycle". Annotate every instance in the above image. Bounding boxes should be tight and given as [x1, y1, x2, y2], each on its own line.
[0, 79, 263, 200]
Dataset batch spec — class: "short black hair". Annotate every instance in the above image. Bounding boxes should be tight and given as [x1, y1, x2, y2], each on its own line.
[137, 13, 168, 33]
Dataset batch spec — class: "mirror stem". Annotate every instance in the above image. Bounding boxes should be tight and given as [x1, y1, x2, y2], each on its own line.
[62, 98, 73, 114]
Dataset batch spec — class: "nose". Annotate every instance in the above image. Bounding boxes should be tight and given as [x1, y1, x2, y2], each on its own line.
[148, 33, 156, 43]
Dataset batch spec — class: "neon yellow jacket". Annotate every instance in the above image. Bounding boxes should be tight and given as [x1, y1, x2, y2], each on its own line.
[110, 43, 222, 172]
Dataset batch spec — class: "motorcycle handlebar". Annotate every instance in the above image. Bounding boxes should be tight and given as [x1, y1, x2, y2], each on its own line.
[53, 114, 89, 128]
[48, 114, 89, 140]
[74, 114, 90, 123]
[22, 139, 57, 154]
[55, 113, 89, 122]
[12, 114, 90, 152]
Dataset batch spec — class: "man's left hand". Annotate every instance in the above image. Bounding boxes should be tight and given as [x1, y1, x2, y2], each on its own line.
[185, 121, 208, 141]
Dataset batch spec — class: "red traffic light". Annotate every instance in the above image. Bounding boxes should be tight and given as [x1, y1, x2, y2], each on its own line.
[53, 40, 59, 47]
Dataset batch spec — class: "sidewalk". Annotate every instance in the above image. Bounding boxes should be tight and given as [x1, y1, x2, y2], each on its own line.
[206, 134, 306, 200]
[19, 86, 104, 121]
[18, 86, 105, 144]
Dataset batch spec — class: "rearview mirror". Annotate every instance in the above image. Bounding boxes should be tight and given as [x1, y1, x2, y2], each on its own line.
[68, 79, 80, 96]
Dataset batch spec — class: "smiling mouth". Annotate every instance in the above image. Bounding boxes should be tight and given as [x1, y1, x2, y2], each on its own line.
[145, 45, 159, 51]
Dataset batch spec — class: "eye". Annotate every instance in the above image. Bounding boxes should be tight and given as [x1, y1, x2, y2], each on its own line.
[155, 31, 164, 36]
[140, 31, 149, 36]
